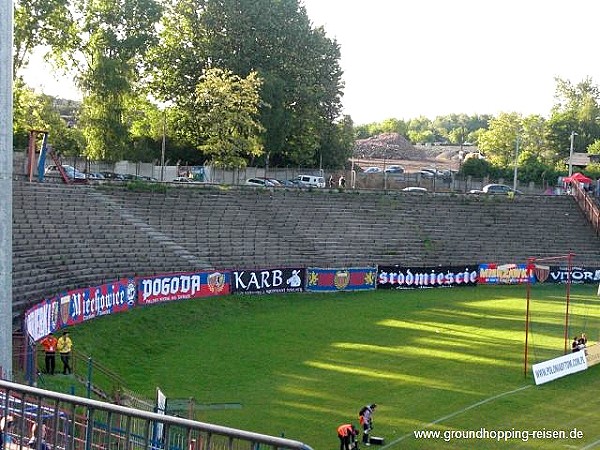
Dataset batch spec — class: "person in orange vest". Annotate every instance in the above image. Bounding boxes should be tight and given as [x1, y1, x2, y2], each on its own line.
[39, 334, 58, 375]
[337, 423, 359, 450]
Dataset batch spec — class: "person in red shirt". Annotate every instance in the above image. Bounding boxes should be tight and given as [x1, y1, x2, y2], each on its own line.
[337, 423, 359, 450]
[40, 334, 58, 375]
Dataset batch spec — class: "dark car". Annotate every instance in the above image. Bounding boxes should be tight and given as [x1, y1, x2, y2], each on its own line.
[385, 165, 405, 174]
[100, 171, 126, 181]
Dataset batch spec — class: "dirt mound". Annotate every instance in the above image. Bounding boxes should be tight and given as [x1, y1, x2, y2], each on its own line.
[353, 133, 469, 171]
[353, 133, 416, 159]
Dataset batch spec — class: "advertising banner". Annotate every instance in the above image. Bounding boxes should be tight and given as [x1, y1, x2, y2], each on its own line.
[532, 351, 587, 385]
[231, 268, 304, 295]
[137, 271, 230, 305]
[531, 265, 600, 284]
[25, 278, 135, 341]
[377, 265, 478, 289]
[584, 343, 600, 367]
[305, 267, 377, 292]
[478, 263, 532, 285]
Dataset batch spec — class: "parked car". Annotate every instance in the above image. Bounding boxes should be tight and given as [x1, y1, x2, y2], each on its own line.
[470, 184, 522, 195]
[280, 179, 307, 188]
[86, 172, 105, 180]
[173, 176, 194, 183]
[402, 186, 428, 193]
[258, 177, 281, 186]
[384, 165, 405, 174]
[99, 171, 126, 180]
[296, 174, 325, 188]
[363, 166, 382, 174]
[45, 165, 86, 180]
[419, 168, 453, 181]
[245, 178, 275, 187]
[419, 168, 436, 178]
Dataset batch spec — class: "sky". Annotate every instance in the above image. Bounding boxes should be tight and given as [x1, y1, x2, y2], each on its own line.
[21, 0, 600, 125]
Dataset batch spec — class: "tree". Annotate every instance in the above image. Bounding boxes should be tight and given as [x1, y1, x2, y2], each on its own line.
[13, 80, 84, 154]
[13, 0, 76, 75]
[407, 116, 434, 144]
[67, 0, 162, 160]
[176, 68, 264, 168]
[320, 115, 354, 169]
[587, 140, 600, 155]
[151, 0, 345, 167]
[477, 112, 560, 183]
[460, 156, 494, 178]
[478, 113, 521, 167]
[548, 77, 600, 162]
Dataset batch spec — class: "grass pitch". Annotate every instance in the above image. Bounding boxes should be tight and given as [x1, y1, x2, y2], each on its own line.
[62, 284, 600, 449]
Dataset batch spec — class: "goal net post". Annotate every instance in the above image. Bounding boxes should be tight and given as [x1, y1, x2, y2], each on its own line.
[523, 253, 574, 378]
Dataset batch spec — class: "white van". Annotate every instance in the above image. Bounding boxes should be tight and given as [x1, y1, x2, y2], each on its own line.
[296, 174, 325, 188]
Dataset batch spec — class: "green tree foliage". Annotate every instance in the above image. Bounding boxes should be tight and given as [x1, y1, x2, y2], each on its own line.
[434, 113, 492, 145]
[587, 140, 600, 155]
[355, 114, 490, 145]
[548, 77, 600, 161]
[459, 156, 494, 178]
[320, 115, 354, 169]
[478, 113, 521, 167]
[354, 119, 408, 139]
[13, 0, 76, 75]
[477, 112, 560, 184]
[583, 162, 600, 179]
[407, 116, 434, 144]
[175, 68, 264, 168]
[68, 0, 162, 160]
[151, 0, 344, 167]
[13, 80, 84, 154]
[516, 150, 560, 185]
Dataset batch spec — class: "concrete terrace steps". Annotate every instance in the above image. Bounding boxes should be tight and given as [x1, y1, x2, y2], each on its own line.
[11, 181, 600, 321]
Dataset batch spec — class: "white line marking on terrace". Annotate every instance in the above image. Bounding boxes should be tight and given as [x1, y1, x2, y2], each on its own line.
[380, 385, 533, 449]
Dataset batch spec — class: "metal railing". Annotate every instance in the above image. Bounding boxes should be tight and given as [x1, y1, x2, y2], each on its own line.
[571, 182, 600, 235]
[0, 380, 314, 450]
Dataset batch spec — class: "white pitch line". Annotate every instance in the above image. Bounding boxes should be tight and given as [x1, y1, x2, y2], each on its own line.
[379, 385, 533, 449]
[579, 437, 600, 450]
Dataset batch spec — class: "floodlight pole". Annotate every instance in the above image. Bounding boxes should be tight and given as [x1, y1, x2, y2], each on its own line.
[0, 0, 13, 380]
[160, 110, 166, 182]
[568, 131, 577, 177]
[513, 136, 519, 191]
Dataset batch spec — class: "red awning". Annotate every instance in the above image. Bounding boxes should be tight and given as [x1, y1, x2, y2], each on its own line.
[564, 172, 593, 184]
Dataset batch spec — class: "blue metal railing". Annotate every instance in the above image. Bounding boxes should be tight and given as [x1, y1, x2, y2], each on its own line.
[0, 380, 313, 450]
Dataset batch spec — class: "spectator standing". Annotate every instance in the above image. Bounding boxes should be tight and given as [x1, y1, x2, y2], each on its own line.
[572, 336, 580, 352]
[359, 404, 377, 446]
[57, 331, 73, 375]
[0, 415, 14, 446]
[339, 175, 346, 188]
[336, 423, 358, 450]
[40, 334, 58, 375]
[28, 422, 50, 450]
[578, 333, 588, 349]
[328, 175, 335, 188]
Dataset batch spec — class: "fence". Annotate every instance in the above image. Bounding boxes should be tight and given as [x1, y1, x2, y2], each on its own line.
[571, 182, 600, 236]
[0, 380, 314, 450]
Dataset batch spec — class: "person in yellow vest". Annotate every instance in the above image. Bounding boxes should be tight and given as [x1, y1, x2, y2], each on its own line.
[56, 331, 73, 375]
